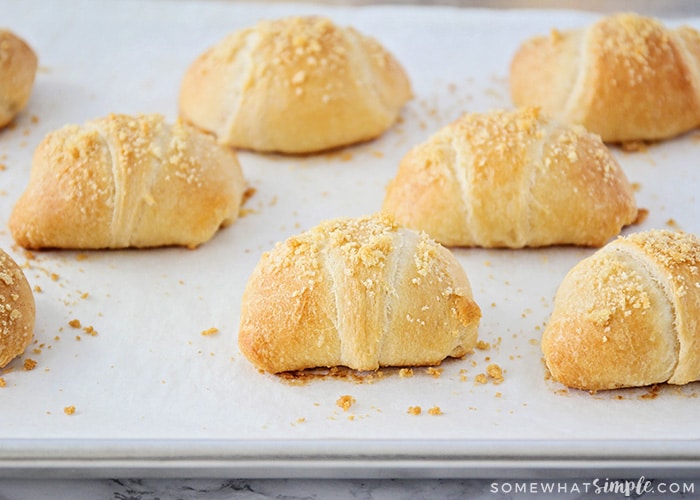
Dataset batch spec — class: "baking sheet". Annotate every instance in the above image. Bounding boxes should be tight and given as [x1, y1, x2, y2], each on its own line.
[0, 0, 699, 477]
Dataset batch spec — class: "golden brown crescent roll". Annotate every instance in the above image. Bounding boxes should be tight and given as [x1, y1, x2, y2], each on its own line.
[9, 113, 246, 249]
[0, 29, 38, 128]
[510, 13, 700, 143]
[542, 229, 700, 391]
[382, 107, 637, 248]
[179, 16, 412, 154]
[238, 214, 481, 373]
[0, 249, 35, 368]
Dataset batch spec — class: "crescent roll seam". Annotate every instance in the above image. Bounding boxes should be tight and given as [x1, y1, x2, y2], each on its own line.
[222, 30, 259, 145]
[344, 29, 387, 120]
[671, 30, 700, 102]
[564, 29, 589, 121]
[447, 135, 473, 243]
[379, 231, 405, 364]
[129, 127, 168, 247]
[614, 244, 682, 382]
[524, 126, 544, 243]
[85, 124, 125, 247]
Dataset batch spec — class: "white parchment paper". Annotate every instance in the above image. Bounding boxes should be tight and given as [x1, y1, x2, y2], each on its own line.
[0, 0, 698, 473]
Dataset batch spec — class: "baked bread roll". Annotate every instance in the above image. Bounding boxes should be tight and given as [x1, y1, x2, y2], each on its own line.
[0, 29, 38, 128]
[9, 113, 245, 249]
[382, 107, 638, 248]
[0, 249, 35, 368]
[238, 214, 481, 373]
[542, 229, 700, 391]
[179, 16, 412, 154]
[510, 13, 700, 143]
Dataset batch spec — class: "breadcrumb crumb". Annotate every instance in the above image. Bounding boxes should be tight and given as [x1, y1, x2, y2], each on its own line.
[23, 359, 37, 371]
[407, 406, 422, 415]
[399, 368, 414, 378]
[666, 218, 680, 229]
[476, 340, 491, 350]
[82, 326, 97, 336]
[201, 327, 219, 336]
[428, 406, 443, 416]
[63, 405, 76, 415]
[336, 395, 355, 411]
[486, 363, 504, 384]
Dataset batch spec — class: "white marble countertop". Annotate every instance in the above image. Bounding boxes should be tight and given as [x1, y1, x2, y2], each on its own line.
[0, 477, 699, 499]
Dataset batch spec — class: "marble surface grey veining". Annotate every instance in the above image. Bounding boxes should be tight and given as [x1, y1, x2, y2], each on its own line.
[1, 478, 700, 499]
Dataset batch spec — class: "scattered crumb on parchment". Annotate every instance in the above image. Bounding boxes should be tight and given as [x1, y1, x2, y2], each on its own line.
[487, 364, 504, 384]
[666, 218, 681, 229]
[82, 325, 97, 336]
[407, 406, 422, 416]
[63, 405, 76, 415]
[427, 406, 443, 416]
[476, 340, 490, 350]
[408, 405, 442, 416]
[475, 364, 505, 385]
[336, 395, 356, 412]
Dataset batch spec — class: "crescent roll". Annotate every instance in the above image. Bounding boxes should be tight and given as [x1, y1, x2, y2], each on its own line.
[542, 229, 700, 391]
[510, 13, 700, 143]
[0, 249, 35, 368]
[0, 29, 38, 128]
[382, 107, 638, 248]
[179, 16, 412, 154]
[9, 113, 246, 249]
[238, 214, 481, 373]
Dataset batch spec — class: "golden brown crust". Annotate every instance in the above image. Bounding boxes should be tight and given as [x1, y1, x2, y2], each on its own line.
[382, 107, 637, 248]
[238, 214, 481, 373]
[9, 113, 246, 249]
[510, 13, 700, 143]
[179, 16, 412, 154]
[0, 29, 37, 128]
[0, 249, 35, 368]
[541, 229, 700, 391]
